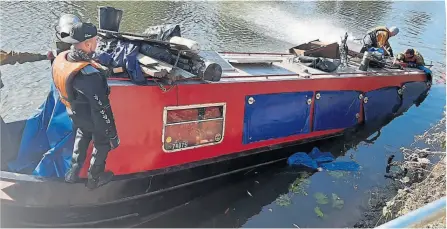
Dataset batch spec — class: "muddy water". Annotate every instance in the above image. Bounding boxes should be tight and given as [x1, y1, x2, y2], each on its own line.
[0, 1, 445, 227]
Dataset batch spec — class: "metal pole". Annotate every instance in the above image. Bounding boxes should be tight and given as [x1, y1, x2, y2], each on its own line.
[376, 196, 446, 228]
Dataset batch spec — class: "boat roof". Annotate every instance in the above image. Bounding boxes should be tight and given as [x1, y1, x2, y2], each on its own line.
[197, 51, 425, 83]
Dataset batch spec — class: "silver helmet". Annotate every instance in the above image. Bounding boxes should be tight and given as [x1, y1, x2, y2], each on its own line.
[56, 14, 82, 44]
[389, 26, 399, 36]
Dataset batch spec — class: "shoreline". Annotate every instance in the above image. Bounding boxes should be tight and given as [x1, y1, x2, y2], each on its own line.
[354, 110, 446, 228]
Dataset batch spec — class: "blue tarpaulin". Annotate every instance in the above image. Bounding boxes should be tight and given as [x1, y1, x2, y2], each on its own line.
[308, 147, 334, 164]
[287, 152, 318, 170]
[287, 147, 360, 172]
[417, 65, 432, 77]
[8, 83, 75, 177]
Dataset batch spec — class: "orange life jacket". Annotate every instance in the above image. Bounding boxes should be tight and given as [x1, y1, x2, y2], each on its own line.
[366, 26, 391, 47]
[52, 50, 91, 109]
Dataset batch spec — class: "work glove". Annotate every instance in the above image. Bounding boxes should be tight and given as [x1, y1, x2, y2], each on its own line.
[408, 62, 417, 68]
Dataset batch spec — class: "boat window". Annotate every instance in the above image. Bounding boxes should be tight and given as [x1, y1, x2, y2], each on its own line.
[162, 103, 226, 152]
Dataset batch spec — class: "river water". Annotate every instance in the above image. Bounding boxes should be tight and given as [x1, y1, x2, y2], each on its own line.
[0, 1, 445, 227]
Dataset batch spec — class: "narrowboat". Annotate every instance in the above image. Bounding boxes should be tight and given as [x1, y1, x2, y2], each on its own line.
[0, 7, 432, 227]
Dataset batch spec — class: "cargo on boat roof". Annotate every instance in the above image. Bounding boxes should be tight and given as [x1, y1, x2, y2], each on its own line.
[91, 20, 431, 84]
[0, 6, 433, 228]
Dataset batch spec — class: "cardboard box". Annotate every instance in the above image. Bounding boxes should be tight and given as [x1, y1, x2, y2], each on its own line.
[289, 39, 340, 59]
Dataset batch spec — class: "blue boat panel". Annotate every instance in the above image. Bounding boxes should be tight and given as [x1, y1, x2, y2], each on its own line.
[364, 87, 401, 123]
[243, 91, 313, 144]
[313, 90, 361, 131]
[397, 81, 428, 114]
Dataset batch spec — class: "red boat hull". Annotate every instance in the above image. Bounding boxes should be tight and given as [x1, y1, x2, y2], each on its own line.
[77, 72, 428, 177]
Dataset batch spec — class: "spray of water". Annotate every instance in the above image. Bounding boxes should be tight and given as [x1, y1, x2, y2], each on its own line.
[235, 5, 358, 45]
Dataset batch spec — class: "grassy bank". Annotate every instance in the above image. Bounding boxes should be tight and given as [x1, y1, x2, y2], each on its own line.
[355, 110, 446, 228]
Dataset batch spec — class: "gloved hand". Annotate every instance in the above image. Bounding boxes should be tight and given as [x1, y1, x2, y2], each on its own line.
[407, 62, 417, 68]
[109, 135, 120, 150]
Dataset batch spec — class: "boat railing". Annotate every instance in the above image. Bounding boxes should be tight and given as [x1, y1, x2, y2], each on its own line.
[375, 196, 446, 228]
[221, 68, 422, 79]
[219, 51, 294, 57]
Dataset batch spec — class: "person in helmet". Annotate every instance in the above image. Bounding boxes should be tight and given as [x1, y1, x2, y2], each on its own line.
[394, 48, 425, 67]
[52, 19, 120, 189]
[360, 26, 399, 57]
[48, 14, 82, 64]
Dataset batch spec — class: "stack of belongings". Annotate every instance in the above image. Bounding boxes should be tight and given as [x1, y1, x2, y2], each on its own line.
[95, 24, 222, 85]
[297, 56, 340, 73]
[366, 47, 387, 68]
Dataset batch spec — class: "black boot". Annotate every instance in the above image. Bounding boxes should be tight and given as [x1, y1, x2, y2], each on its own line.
[65, 163, 82, 183]
[86, 165, 114, 190]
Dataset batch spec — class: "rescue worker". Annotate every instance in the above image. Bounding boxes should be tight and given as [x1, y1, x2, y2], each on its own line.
[394, 48, 425, 67]
[49, 14, 82, 64]
[360, 26, 399, 57]
[52, 20, 120, 189]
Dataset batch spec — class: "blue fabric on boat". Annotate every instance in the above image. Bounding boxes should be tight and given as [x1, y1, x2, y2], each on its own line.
[417, 65, 432, 76]
[96, 39, 147, 85]
[364, 87, 401, 123]
[8, 83, 75, 177]
[242, 92, 312, 144]
[308, 147, 335, 164]
[368, 47, 385, 54]
[396, 81, 428, 114]
[313, 90, 361, 131]
[287, 152, 318, 169]
[320, 161, 361, 171]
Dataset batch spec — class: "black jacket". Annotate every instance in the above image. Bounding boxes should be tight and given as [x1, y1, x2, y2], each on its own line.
[66, 51, 118, 141]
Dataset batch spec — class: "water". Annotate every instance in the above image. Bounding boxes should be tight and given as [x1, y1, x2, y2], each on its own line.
[0, 0, 445, 227]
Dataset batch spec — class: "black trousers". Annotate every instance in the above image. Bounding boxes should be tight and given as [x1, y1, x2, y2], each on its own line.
[71, 127, 111, 179]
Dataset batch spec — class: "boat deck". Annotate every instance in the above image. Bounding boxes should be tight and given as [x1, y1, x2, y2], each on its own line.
[197, 51, 425, 82]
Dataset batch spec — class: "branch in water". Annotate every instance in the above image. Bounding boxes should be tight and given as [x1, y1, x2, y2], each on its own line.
[0, 50, 48, 66]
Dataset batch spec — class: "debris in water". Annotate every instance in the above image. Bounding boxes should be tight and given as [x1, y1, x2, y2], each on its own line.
[331, 193, 344, 209]
[314, 206, 324, 218]
[225, 208, 229, 214]
[275, 194, 292, 206]
[289, 174, 311, 195]
[247, 190, 253, 197]
[268, 208, 273, 212]
[293, 223, 300, 228]
[327, 171, 349, 179]
[314, 192, 329, 205]
[401, 176, 410, 183]
[255, 181, 260, 184]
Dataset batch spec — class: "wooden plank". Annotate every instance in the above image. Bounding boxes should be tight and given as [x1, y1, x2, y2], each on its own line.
[141, 66, 167, 78]
[137, 53, 159, 66]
